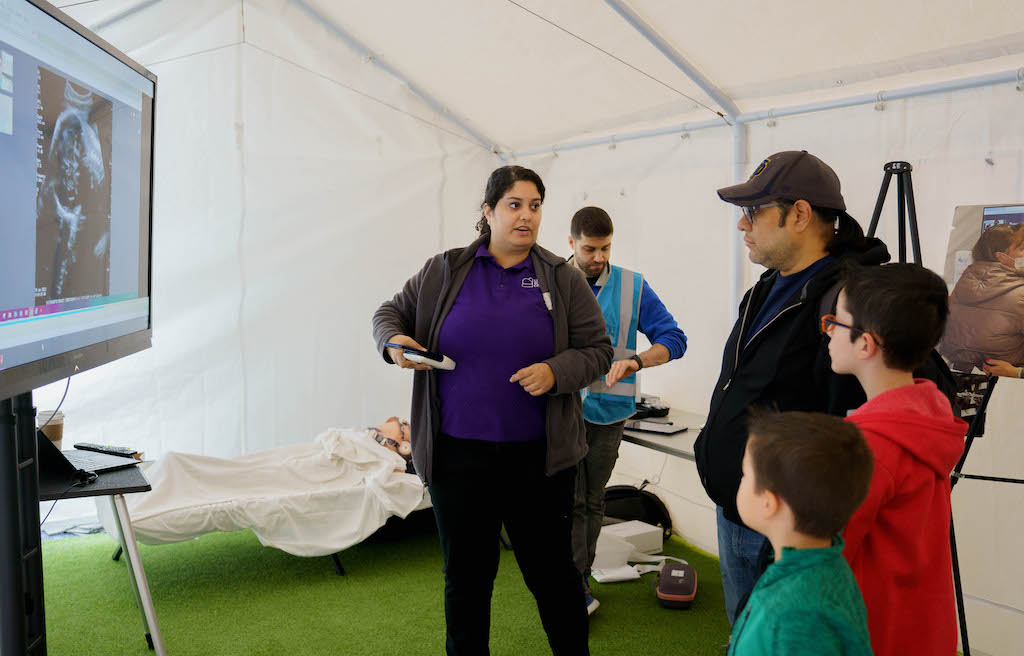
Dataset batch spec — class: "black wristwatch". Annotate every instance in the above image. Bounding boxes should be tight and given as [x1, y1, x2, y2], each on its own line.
[631, 354, 644, 371]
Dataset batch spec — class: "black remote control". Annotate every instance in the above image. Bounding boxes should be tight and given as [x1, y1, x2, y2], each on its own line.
[74, 442, 137, 457]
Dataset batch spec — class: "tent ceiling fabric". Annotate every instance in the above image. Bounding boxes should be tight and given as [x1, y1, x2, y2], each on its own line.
[58, 0, 1024, 153]
[56, 0, 243, 66]
[629, 0, 1024, 101]
[280, 0, 718, 151]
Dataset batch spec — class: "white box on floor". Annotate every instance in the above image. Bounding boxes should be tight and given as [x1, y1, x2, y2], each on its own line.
[602, 520, 663, 554]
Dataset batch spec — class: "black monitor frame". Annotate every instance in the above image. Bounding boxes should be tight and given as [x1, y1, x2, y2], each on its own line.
[0, 0, 157, 400]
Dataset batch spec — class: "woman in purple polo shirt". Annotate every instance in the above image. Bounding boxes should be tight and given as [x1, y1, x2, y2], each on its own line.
[373, 166, 612, 655]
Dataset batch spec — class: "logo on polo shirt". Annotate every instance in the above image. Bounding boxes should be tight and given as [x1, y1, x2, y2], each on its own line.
[522, 277, 540, 289]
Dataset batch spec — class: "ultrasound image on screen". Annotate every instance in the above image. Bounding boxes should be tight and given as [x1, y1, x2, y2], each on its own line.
[34, 69, 112, 303]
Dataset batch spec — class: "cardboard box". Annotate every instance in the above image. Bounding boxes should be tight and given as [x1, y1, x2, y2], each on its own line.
[602, 519, 663, 554]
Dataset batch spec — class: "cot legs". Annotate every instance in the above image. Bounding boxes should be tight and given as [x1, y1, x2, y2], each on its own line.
[109, 496, 166, 654]
[331, 553, 346, 576]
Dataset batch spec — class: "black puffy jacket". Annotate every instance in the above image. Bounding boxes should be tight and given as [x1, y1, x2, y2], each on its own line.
[694, 239, 890, 526]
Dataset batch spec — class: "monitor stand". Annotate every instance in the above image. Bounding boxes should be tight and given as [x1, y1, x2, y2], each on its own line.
[0, 391, 47, 654]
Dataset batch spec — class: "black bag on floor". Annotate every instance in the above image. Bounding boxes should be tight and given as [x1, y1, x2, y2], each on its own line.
[603, 482, 672, 538]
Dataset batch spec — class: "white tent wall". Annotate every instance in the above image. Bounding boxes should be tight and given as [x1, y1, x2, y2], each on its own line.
[33, 2, 493, 461]
[236, 45, 490, 454]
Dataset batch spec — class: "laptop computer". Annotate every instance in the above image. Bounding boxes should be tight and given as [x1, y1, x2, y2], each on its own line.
[36, 429, 137, 489]
[63, 448, 138, 473]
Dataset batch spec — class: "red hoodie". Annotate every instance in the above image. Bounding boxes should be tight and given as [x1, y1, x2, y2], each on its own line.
[843, 379, 967, 656]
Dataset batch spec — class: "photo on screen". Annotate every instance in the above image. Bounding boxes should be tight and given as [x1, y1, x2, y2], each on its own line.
[34, 69, 113, 305]
[938, 204, 1024, 374]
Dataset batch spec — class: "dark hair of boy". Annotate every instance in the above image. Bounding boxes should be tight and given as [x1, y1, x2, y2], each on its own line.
[570, 206, 614, 240]
[746, 410, 873, 539]
[840, 263, 950, 371]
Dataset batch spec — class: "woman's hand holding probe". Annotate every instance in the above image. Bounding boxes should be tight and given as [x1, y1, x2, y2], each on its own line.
[510, 363, 555, 396]
[386, 335, 434, 371]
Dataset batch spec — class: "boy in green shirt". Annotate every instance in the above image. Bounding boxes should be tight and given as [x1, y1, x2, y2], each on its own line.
[728, 411, 874, 655]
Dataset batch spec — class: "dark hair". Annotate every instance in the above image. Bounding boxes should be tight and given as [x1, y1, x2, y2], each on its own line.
[570, 206, 614, 239]
[776, 200, 866, 255]
[476, 165, 546, 235]
[746, 410, 873, 539]
[840, 263, 949, 371]
[972, 224, 1024, 262]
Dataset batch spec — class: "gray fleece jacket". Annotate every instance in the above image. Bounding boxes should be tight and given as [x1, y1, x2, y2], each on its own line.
[372, 234, 613, 485]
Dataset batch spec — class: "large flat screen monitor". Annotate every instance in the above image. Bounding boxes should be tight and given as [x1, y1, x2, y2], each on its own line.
[0, 0, 155, 399]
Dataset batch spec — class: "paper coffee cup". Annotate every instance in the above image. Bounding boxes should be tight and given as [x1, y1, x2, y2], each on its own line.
[37, 410, 64, 450]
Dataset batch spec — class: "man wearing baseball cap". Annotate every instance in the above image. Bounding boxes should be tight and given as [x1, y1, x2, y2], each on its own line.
[693, 151, 890, 624]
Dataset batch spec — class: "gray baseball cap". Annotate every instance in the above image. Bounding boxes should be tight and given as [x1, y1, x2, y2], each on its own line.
[718, 150, 852, 220]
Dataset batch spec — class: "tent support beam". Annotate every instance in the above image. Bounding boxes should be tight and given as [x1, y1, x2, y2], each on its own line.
[731, 123, 749, 306]
[603, 0, 739, 119]
[598, 0, 753, 304]
[90, 0, 165, 32]
[509, 67, 1024, 159]
[290, 0, 500, 154]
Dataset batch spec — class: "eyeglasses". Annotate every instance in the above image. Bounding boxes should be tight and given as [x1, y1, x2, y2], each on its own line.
[742, 201, 784, 225]
[820, 314, 865, 337]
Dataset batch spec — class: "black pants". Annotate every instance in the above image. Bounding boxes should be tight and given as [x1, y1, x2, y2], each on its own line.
[429, 434, 589, 656]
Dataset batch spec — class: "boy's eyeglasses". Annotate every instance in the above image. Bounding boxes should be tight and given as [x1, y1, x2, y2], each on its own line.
[820, 314, 865, 337]
[742, 201, 784, 225]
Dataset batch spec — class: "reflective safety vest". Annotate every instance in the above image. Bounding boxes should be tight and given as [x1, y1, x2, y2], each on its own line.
[582, 264, 643, 424]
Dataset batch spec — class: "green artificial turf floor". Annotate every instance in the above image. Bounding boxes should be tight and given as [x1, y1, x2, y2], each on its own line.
[40, 513, 730, 655]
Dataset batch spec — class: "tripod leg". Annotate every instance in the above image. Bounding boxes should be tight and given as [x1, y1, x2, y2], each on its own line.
[897, 174, 907, 263]
[904, 172, 923, 264]
[950, 516, 970, 656]
[867, 171, 893, 238]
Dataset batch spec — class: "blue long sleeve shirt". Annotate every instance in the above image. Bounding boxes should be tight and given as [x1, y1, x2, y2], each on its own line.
[589, 275, 687, 360]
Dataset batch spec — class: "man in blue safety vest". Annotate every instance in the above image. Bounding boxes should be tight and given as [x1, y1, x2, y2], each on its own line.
[567, 206, 688, 615]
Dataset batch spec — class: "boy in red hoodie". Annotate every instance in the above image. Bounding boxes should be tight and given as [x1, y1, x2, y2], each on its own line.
[823, 263, 968, 656]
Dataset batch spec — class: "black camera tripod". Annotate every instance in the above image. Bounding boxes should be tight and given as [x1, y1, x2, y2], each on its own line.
[868, 161, 1024, 656]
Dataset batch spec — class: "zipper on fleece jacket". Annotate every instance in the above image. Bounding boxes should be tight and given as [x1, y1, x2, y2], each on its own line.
[721, 300, 804, 392]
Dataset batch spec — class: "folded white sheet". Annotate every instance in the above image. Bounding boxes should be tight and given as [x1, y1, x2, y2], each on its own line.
[98, 428, 427, 557]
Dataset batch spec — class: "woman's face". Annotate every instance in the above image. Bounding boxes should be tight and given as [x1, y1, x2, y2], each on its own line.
[995, 237, 1024, 270]
[1006, 239, 1024, 261]
[485, 181, 542, 252]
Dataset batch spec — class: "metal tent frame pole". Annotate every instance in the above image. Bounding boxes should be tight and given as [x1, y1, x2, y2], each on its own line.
[509, 67, 1024, 160]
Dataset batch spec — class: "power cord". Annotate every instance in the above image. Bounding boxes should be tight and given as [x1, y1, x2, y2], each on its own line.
[36, 376, 94, 530]
[36, 376, 71, 434]
[39, 471, 96, 528]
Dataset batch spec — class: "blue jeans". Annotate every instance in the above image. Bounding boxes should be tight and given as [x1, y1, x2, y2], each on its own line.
[716, 506, 768, 625]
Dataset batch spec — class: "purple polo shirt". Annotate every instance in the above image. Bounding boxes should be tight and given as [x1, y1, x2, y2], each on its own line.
[437, 246, 554, 442]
